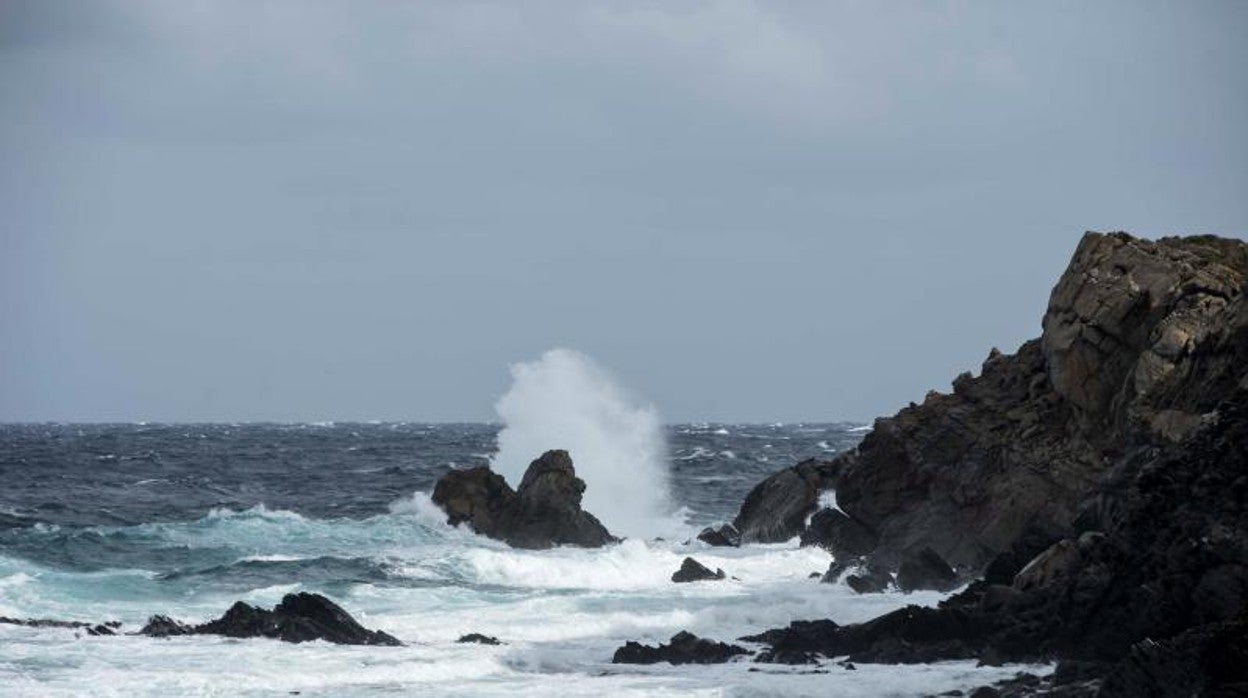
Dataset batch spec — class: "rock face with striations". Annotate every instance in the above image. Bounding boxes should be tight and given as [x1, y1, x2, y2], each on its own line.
[431, 450, 617, 549]
[756, 232, 1248, 571]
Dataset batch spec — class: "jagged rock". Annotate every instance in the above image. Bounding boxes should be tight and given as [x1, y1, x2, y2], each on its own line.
[731, 458, 839, 543]
[895, 548, 959, 592]
[671, 557, 726, 583]
[809, 233, 1248, 572]
[799, 507, 877, 559]
[696, 523, 740, 547]
[141, 592, 402, 646]
[612, 630, 748, 665]
[431, 450, 617, 549]
[743, 385, 1248, 677]
[456, 633, 501, 645]
[139, 615, 193, 637]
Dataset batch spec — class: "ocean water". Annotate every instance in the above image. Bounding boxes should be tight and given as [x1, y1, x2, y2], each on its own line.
[0, 423, 1035, 696]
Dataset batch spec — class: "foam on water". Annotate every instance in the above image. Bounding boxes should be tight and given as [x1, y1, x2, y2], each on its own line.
[491, 349, 677, 539]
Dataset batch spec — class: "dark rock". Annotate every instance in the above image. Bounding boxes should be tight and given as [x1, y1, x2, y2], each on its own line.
[732, 458, 840, 543]
[86, 624, 115, 636]
[139, 615, 193, 637]
[0, 616, 101, 630]
[431, 450, 617, 549]
[968, 688, 1000, 698]
[612, 630, 748, 665]
[800, 507, 877, 560]
[1051, 660, 1108, 686]
[671, 557, 726, 583]
[779, 233, 1248, 572]
[696, 523, 741, 547]
[754, 648, 820, 664]
[456, 633, 501, 645]
[895, 548, 959, 592]
[845, 560, 893, 594]
[146, 592, 402, 646]
[1098, 608, 1248, 698]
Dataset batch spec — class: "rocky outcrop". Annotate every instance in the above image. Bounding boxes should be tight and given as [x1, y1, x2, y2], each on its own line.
[612, 631, 748, 665]
[139, 592, 402, 646]
[671, 557, 726, 583]
[431, 450, 617, 549]
[457, 633, 502, 645]
[735, 233, 1248, 574]
[743, 384, 1248, 688]
[731, 458, 839, 543]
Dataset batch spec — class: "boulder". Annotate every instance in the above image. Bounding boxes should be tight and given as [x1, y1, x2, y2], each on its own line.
[456, 633, 501, 645]
[141, 592, 402, 646]
[431, 450, 617, 549]
[612, 630, 748, 665]
[731, 458, 839, 543]
[895, 548, 959, 592]
[696, 523, 741, 547]
[800, 508, 877, 559]
[671, 557, 726, 583]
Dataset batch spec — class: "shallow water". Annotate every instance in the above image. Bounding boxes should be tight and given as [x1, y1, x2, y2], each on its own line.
[0, 423, 1038, 696]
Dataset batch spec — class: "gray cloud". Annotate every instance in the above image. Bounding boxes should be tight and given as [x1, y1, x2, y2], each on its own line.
[2, 0, 1246, 422]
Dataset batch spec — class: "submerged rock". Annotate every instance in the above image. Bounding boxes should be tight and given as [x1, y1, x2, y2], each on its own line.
[140, 592, 402, 646]
[612, 631, 748, 665]
[671, 557, 726, 583]
[456, 633, 502, 645]
[0, 617, 118, 631]
[431, 450, 617, 549]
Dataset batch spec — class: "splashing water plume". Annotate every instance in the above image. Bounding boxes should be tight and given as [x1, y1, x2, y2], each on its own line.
[491, 348, 676, 539]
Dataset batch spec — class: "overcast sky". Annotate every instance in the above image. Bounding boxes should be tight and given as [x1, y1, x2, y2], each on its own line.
[2, 1, 1246, 423]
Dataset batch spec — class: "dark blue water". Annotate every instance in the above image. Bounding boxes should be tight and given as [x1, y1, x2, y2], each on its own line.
[0, 422, 864, 574]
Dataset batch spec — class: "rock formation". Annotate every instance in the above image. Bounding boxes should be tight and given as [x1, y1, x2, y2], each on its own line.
[736, 232, 1248, 573]
[616, 232, 1247, 694]
[139, 592, 402, 646]
[671, 556, 726, 583]
[730, 458, 839, 543]
[431, 449, 617, 549]
[612, 631, 748, 665]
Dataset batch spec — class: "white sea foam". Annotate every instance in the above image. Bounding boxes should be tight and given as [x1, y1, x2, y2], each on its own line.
[490, 348, 676, 539]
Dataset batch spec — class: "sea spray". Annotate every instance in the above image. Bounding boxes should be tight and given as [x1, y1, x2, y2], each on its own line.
[491, 348, 677, 538]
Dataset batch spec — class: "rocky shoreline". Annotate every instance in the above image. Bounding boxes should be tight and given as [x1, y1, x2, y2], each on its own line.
[611, 232, 1248, 696]
[6, 231, 1242, 695]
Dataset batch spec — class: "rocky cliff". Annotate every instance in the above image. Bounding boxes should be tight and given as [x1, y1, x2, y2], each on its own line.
[756, 232, 1247, 572]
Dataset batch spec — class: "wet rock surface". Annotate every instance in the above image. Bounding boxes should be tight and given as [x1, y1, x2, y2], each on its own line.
[731, 458, 839, 543]
[457, 633, 502, 645]
[431, 449, 617, 549]
[612, 631, 749, 665]
[696, 523, 741, 547]
[140, 592, 402, 646]
[671, 556, 726, 583]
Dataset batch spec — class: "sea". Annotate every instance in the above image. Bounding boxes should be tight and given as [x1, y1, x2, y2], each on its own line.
[0, 422, 1036, 696]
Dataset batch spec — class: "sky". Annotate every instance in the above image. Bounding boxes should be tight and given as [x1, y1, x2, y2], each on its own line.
[2, 1, 1246, 423]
